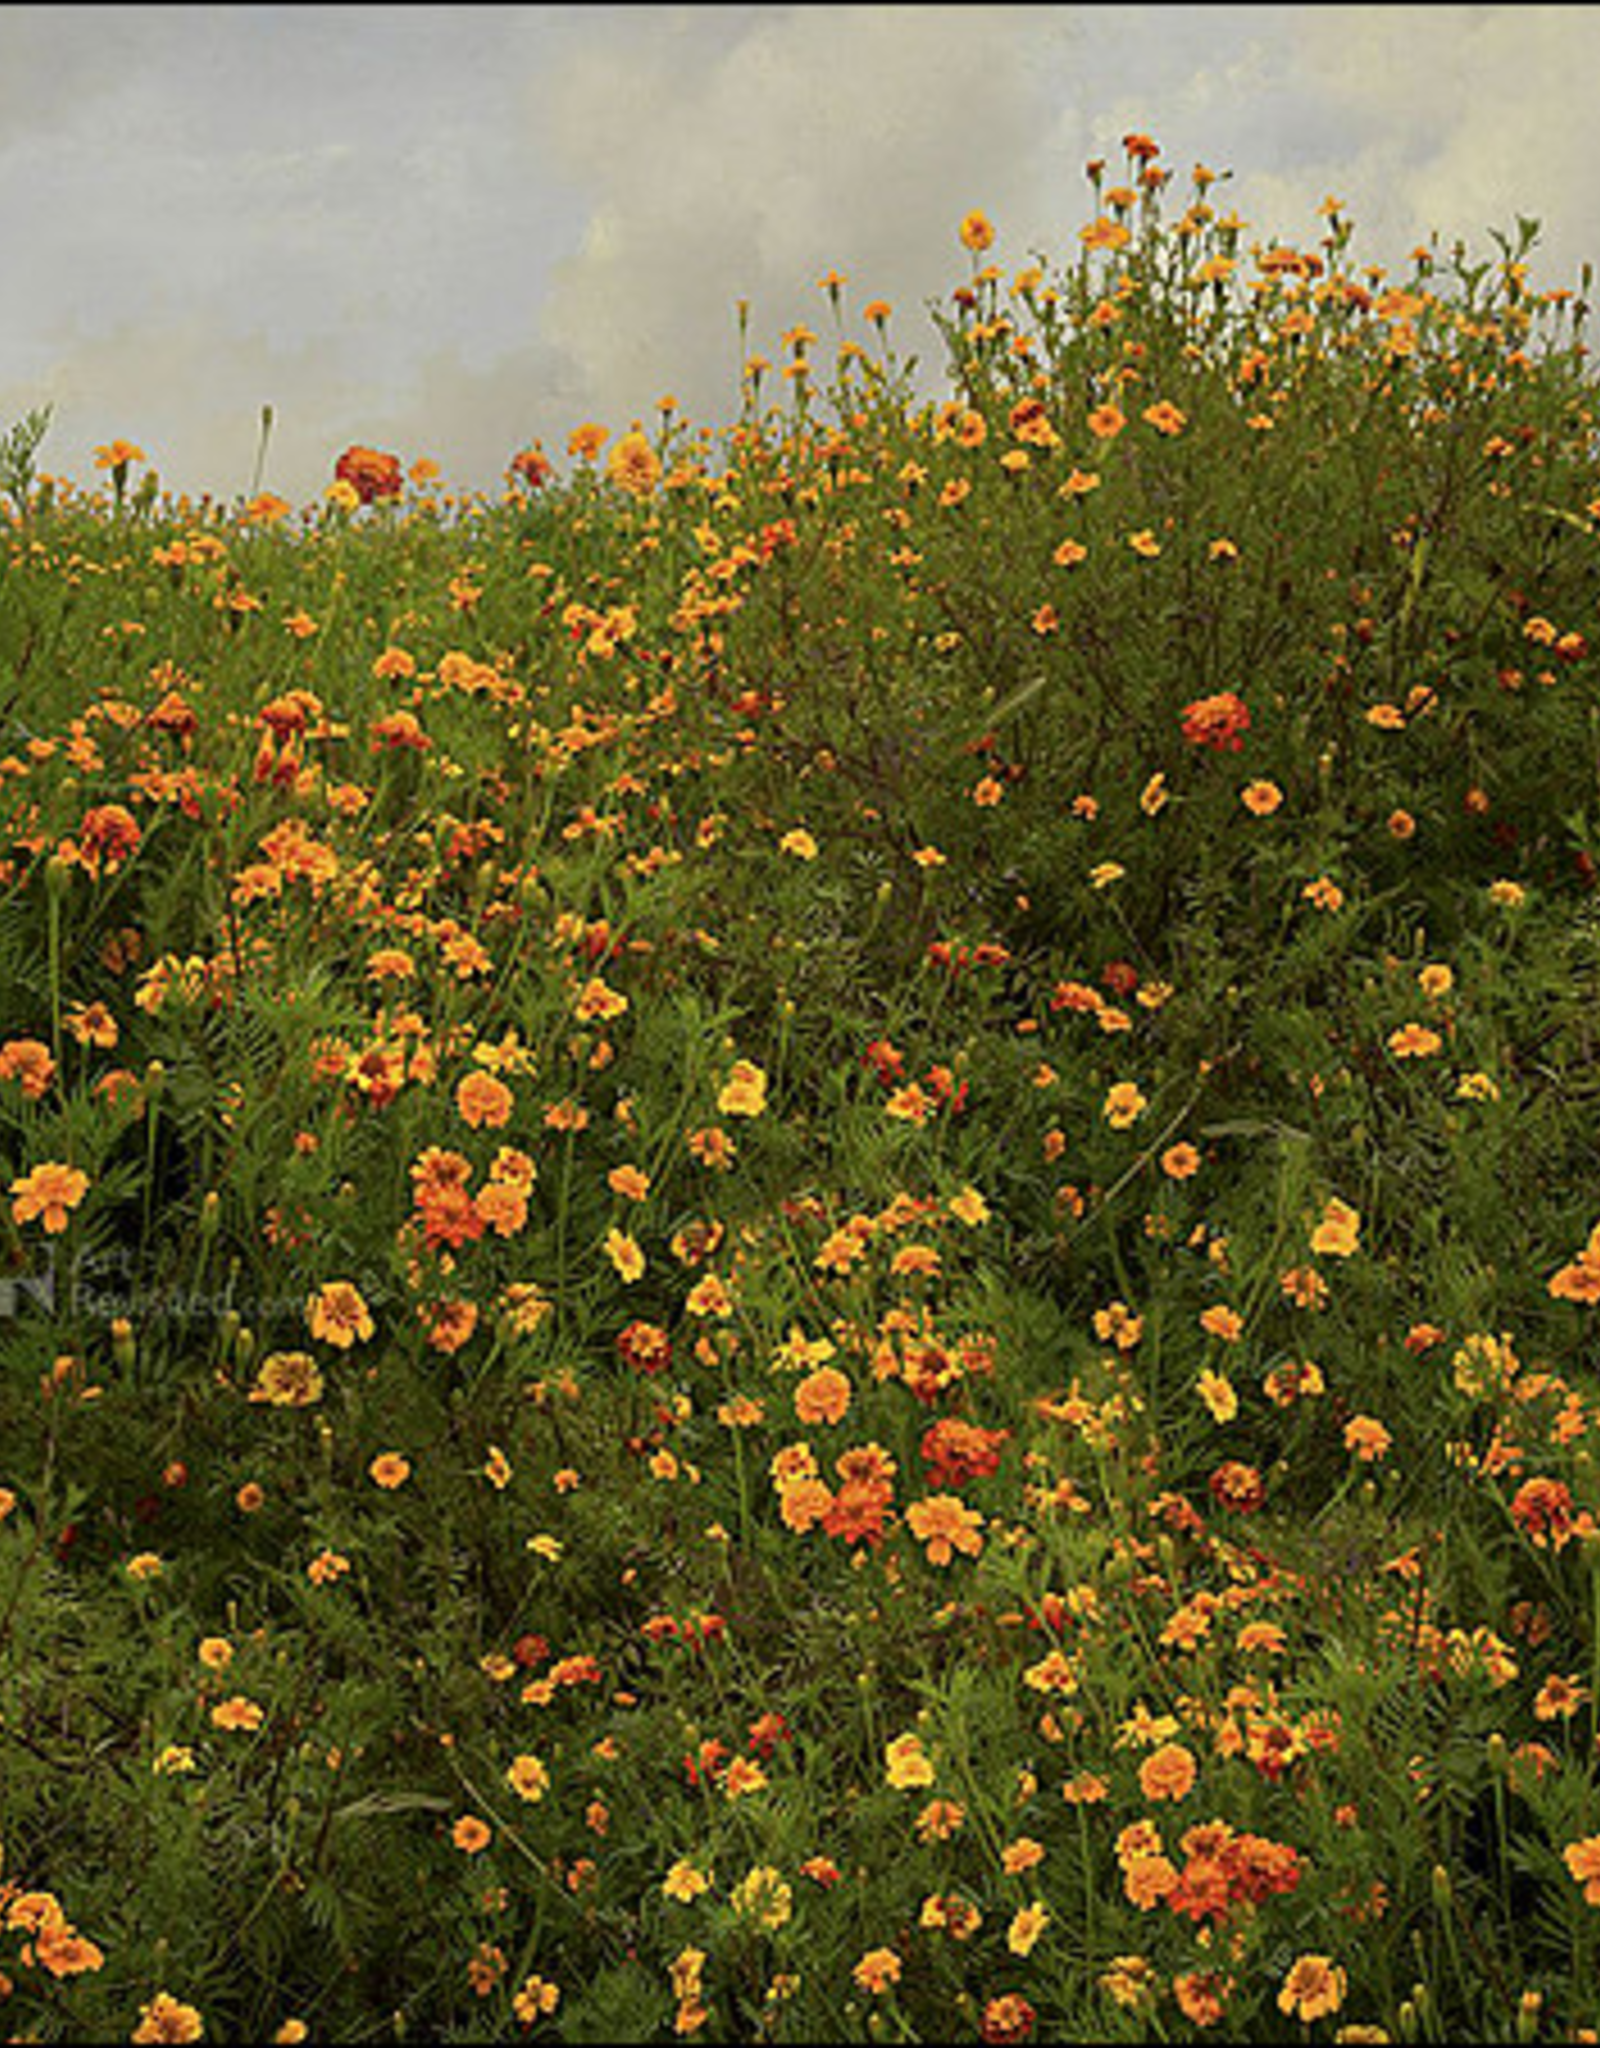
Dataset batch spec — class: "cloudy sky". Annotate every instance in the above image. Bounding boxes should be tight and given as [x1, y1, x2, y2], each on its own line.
[4, 4, 1597, 506]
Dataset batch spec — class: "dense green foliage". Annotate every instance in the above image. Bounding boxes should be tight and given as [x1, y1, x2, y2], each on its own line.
[4, 146, 1600, 2043]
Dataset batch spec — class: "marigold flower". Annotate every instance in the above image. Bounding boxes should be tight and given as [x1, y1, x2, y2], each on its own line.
[211, 1695, 264, 1732]
[1344, 1415, 1391, 1462]
[368, 1452, 411, 1490]
[960, 209, 995, 252]
[1563, 1834, 1600, 1902]
[506, 1752, 550, 1802]
[718, 1058, 768, 1117]
[0, 1038, 56, 1097]
[306, 1281, 374, 1349]
[10, 1161, 89, 1233]
[131, 1992, 205, 2044]
[794, 1365, 852, 1425]
[1007, 1900, 1050, 1956]
[452, 1815, 492, 1854]
[906, 1492, 985, 1565]
[1102, 1081, 1147, 1129]
[456, 1071, 514, 1128]
[1277, 1954, 1346, 2023]
[1138, 1742, 1198, 1802]
[1310, 1196, 1361, 1256]
[604, 1228, 645, 1283]
[1181, 690, 1251, 752]
[729, 1865, 792, 1930]
[607, 429, 662, 497]
[334, 445, 402, 505]
[853, 1948, 902, 1994]
[886, 1732, 936, 1789]
[1196, 1370, 1238, 1422]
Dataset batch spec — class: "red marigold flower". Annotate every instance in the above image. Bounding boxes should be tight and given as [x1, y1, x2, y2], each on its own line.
[920, 1416, 1010, 1488]
[1181, 690, 1251, 752]
[334, 445, 403, 505]
[1208, 1460, 1265, 1513]
[616, 1319, 672, 1376]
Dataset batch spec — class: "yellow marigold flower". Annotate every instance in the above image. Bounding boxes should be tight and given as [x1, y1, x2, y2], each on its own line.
[607, 429, 661, 497]
[306, 1281, 373, 1349]
[511, 1977, 560, 2025]
[886, 1732, 936, 1789]
[506, 1753, 550, 1802]
[663, 1860, 713, 1902]
[729, 1865, 792, 1931]
[574, 976, 628, 1021]
[960, 210, 995, 252]
[1007, 1899, 1050, 1956]
[131, 1993, 204, 2044]
[717, 1058, 768, 1118]
[1310, 1196, 1361, 1256]
[249, 1350, 324, 1408]
[1196, 1369, 1238, 1422]
[604, 1228, 645, 1283]
[779, 827, 818, 859]
[1102, 1080, 1146, 1128]
[1278, 1954, 1347, 2024]
[1241, 778, 1282, 815]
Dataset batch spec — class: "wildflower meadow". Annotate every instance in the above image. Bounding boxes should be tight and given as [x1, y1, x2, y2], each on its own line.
[7, 136, 1600, 2043]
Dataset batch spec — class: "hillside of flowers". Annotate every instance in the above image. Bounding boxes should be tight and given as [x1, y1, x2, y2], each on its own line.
[6, 138, 1600, 2043]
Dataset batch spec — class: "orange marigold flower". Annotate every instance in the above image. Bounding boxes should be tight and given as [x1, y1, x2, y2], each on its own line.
[906, 1492, 985, 1565]
[1344, 1415, 1391, 1462]
[456, 1071, 514, 1128]
[368, 1451, 411, 1490]
[960, 210, 996, 252]
[794, 1366, 853, 1426]
[0, 1038, 56, 1097]
[1564, 1834, 1600, 1903]
[852, 1948, 902, 1995]
[10, 1161, 89, 1233]
[1138, 1742, 1198, 1802]
[452, 1815, 493, 1854]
